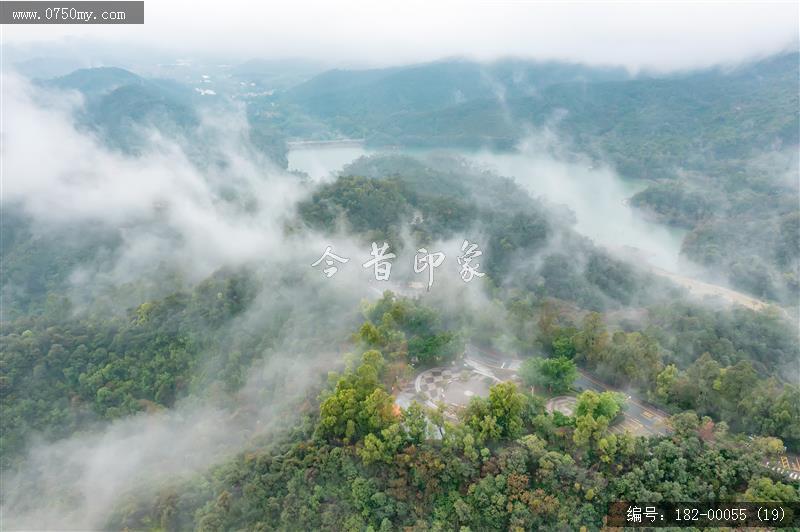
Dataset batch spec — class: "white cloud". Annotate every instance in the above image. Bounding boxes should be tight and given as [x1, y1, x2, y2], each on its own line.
[0, 73, 392, 530]
[2, 74, 306, 282]
[3, 1, 798, 71]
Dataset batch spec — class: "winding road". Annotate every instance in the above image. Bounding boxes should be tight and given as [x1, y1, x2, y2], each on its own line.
[464, 344, 800, 479]
[464, 344, 671, 437]
[611, 245, 793, 319]
[573, 369, 671, 437]
[650, 265, 769, 312]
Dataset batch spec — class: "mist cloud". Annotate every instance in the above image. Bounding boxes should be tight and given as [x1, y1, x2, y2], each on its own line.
[4, 1, 798, 72]
[0, 72, 400, 528]
[3, 73, 312, 287]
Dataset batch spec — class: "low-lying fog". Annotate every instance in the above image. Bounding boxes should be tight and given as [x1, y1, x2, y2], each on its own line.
[288, 143, 687, 273]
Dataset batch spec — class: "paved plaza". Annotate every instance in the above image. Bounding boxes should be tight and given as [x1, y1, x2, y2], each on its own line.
[545, 396, 577, 416]
[415, 366, 500, 409]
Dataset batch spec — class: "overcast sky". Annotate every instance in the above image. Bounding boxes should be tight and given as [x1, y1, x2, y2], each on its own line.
[3, 0, 799, 71]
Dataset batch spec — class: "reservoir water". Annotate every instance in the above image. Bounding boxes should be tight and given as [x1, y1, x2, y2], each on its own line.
[288, 145, 371, 180]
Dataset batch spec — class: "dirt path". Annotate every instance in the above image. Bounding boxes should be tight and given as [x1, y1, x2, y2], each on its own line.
[649, 266, 770, 311]
[610, 245, 790, 316]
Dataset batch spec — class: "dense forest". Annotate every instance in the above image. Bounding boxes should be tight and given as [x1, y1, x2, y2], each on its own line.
[2, 48, 798, 530]
[272, 52, 800, 305]
[4, 150, 798, 528]
[32, 54, 800, 307]
[298, 154, 673, 310]
[105, 294, 797, 530]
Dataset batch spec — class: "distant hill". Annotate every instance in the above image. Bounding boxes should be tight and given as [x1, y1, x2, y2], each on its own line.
[278, 53, 798, 177]
[42, 67, 200, 152]
[46, 66, 145, 96]
[280, 58, 630, 136]
[276, 52, 800, 305]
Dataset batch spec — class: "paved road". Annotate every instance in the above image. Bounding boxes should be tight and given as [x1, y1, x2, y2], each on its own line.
[464, 344, 522, 371]
[465, 343, 800, 481]
[464, 344, 671, 437]
[373, 281, 794, 474]
[575, 370, 671, 437]
[468, 346, 800, 480]
[767, 453, 800, 481]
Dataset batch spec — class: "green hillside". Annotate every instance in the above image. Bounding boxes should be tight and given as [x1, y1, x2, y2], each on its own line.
[276, 52, 800, 304]
[4, 51, 798, 531]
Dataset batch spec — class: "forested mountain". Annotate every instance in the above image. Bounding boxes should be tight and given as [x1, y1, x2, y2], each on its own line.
[105, 301, 794, 531]
[298, 153, 668, 310]
[46, 66, 145, 95]
[297, 154, 800, 438]
[270, 52, 800, 304]
[278, 53, 796, 157]
[282, 59, 630, 127]
[2, 49, 798, 530]
[44, 67, 201, 152]
[39, 67, 290, 166]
